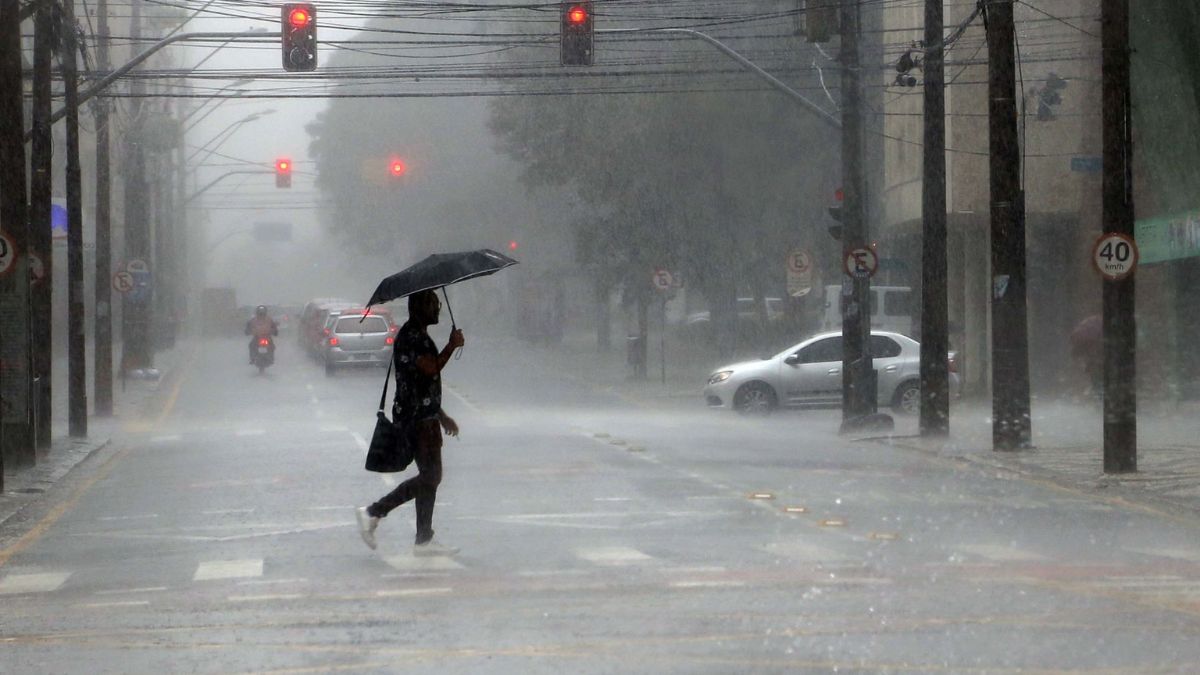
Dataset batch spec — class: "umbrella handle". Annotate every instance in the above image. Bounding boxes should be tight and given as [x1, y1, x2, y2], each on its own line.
[442, 287, 464, 360]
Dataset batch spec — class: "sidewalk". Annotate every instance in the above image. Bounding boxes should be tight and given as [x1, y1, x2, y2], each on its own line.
[0, 340, 189, 528]
[527, 328, 1200, 520]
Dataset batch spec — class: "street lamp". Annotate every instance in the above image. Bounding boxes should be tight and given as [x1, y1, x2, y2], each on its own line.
[186, 109, 274, 164]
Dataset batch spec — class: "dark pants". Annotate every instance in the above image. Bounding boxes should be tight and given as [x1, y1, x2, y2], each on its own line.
[367, 419, 443, 544]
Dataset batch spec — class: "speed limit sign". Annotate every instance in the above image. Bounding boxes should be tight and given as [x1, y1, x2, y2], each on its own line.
[0, 232, 16, 278]
[1092, 232, 1138, 281]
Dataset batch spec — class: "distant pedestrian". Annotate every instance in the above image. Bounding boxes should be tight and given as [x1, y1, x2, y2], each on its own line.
[356, 290, 464, 556]
[1069, 314, 1102, 398]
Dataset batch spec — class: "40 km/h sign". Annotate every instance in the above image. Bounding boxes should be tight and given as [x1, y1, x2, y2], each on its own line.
[1093, 232, 1139, 281]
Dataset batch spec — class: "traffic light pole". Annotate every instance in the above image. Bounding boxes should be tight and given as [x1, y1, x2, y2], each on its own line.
[837, 0, 877, 429]
[93, 0, 113, 416]
[30, 0, 54, 448]
[919, 0, 950, 436]
[1100, 0, 1136, 473]
[986, 0, 1032, 450]
[61, 0, 87, 437]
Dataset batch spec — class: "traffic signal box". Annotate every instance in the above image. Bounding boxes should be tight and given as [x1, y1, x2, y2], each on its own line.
[275, 158, 292, 188]
[560, 2, 594, 66]
[282, 3, 317, 72]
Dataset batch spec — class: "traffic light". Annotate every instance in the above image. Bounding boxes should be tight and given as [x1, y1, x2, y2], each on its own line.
[508, 240, 519, 252]
[801, 0, 837, 43]
[281, 3, 317, 72]
[826, 186, 843, 239]
[275, 158, 292, 188]
[560, 2, 593, 66]
[388, 158, 407, 179]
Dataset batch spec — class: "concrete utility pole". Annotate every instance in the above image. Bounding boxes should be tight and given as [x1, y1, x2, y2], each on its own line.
[60, 0, 87, 436]
[838, 0, 878, 429]
[30, 0, 55, 449]
[985, 0, 1031, 450]
[1100, 0, 1136, 473]
[919, 0, 950, 436]
[93, 0, 113, 416]
[122, 0, 153, 372]
[0, 0, 35, 480]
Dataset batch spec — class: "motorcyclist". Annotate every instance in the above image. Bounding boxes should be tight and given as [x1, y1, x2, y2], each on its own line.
[245, 305, 279, 364]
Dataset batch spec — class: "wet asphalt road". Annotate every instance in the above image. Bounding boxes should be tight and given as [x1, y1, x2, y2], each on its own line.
[3, 334, 1200, 673]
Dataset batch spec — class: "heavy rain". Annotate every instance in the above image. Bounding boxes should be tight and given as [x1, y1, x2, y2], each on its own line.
[2, 0, 1200, 672]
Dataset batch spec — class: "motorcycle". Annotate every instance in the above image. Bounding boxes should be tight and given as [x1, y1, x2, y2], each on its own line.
[252, 337, 275, 374]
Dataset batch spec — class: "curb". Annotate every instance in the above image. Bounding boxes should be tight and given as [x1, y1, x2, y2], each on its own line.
[0, 437, 111, 531]
[873, 434, 1200, 525]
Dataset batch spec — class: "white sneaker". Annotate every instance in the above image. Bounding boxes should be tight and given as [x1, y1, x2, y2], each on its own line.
[355, 507, 379, 551]
[413, 539, 459, 557]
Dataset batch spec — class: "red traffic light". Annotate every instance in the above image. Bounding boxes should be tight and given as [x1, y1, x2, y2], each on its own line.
[566, 5, 588, 25]
[389, 159, 407, 177]
[508, 240, 519, 252]
[288, 7, 312, 28]
[276, 158, 292, 174]
[834, 187, 844, 202]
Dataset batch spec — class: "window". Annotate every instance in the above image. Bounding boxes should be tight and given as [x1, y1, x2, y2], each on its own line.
[870, 335, 902, 358]
[335, 316, 389, 333]
[798, 337, 842, 363]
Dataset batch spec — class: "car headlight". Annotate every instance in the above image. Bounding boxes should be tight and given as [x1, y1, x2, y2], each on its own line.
[707, 370, 733, 385]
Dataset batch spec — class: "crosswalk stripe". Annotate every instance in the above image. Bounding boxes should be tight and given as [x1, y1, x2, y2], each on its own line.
[0, 572, 71, 595]
[194, 559, 264, 581]
[383, 555, 464, 571]
[957, 544, 1045, 562]
[235, 429, 266, 437]
[575, 546, 654, 566]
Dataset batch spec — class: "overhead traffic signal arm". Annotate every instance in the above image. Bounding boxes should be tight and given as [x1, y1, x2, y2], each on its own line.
[282, 3, 317, 72]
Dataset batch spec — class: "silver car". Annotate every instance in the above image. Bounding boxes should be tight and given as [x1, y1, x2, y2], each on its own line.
[703, 330, 957, 415]
[323, 313, 395, 376]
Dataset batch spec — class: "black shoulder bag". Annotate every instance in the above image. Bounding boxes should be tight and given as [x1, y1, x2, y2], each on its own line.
[364, 359, 416, 473]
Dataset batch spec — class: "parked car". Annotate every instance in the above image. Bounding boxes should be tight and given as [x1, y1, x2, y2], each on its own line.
[322, 310, 397, 376]
[685, 297, 784, 327]
[819, 285, 914, 336]
[298, 299, 356, 354]
[703, 330, 960, 415]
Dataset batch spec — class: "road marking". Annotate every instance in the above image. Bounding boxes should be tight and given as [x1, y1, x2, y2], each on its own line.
[669, 580, 746, 589]
[97, 513, 159, 522]
[149, 434, 182, 443]
[576, 546, 654, 566]
[383, 555, 463, 571]
[350, 432, 368, 453]
[958, 544, 1046, 562]
[309, 395, 320, 406]
[0, 571, 71, 594]
[228, 593, 306, 603]
[1130, 548, 1200, 562]
[237, 578, 307, 586]
[194, 559, 264, 581]
[201, 508, 255, 515]
[515, 569, 591, 578]
[381, 571, 453, 579]
[375, 587, 452, 597]
[235, 429, 266, 437]
[444, 386, 482, 415]
[94, 586, 168, 595]
[381, 475, 397, 487]
[593, 497, 632, 502]
[305, 384, 314, 391]
[0, 446, 133, 569]
[319, 425, 349, 433]
[763, 541, 851, 562]
[77, 600, 150, 608]
[306, 505, 356, 511]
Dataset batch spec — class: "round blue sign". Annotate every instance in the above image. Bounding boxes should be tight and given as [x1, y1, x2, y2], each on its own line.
[50, 204, 68, 238]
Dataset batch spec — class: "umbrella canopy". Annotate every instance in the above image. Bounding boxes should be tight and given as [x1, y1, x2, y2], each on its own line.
[365, 249, 519, 309]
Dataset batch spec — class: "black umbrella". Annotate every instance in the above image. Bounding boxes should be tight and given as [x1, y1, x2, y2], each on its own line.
[364, 248, 519, 327]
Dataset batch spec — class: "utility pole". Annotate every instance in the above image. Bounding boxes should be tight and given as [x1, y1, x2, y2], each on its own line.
[0, 0, 34, 479]
[122, 0, 153, 372]
[985, 0, 1031, 450]
[93, 0, 113, 416]
[60, 0, 87, 436]
[839, 0, 877, 430]
[919, 0, 949, 436]
[1100, 0, 1136, 473]
[30, 0, 55, 449]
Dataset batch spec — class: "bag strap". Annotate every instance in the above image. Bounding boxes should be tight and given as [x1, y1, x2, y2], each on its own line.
[378, 358, 393, 412]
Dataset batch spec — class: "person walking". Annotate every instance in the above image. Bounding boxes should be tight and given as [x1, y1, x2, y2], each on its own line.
[356, 290, 464, 556]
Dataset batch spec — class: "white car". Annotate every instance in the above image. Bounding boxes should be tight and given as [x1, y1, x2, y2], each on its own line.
[703, 330, 958, 415]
